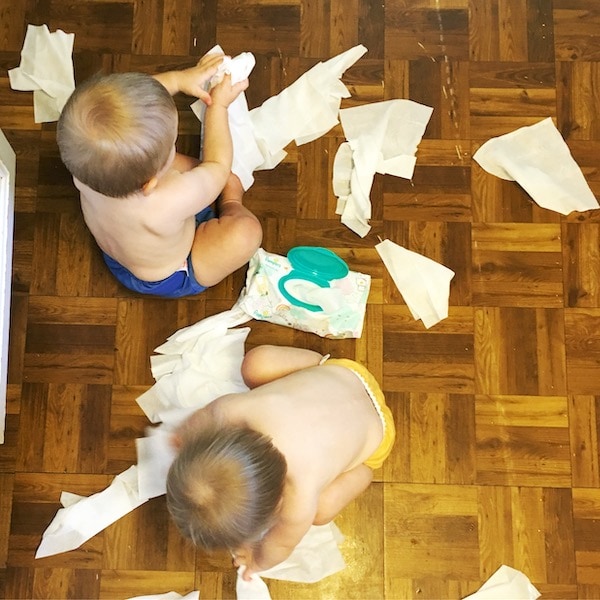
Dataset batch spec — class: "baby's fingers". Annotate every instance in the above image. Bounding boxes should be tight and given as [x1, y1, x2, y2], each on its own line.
[197, 52, 226, 71]
[231, 550, 247, 568]
[194, 88, 212, 105]
[231, 78, 249, 94]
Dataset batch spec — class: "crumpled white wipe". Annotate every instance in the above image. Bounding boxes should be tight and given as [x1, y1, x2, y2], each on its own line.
[462, 565, 540, 600]
[236, 523, 345, 600]
[375, 238, 455, 329]
[192, 44, 367, 190]
[473, 117, 599, 215]
[8, 24, 75, 123]
[138, 305, 252, 427]
[333, 100, 433, 237]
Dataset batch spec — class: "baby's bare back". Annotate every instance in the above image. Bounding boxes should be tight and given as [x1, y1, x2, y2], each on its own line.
[220, 364, 384, 489]
[76, 174, 199, 281]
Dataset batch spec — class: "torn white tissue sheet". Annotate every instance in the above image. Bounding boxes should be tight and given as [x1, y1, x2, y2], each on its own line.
[193, 44, 367, 190]
[35, 466, 148, 558]
[191, 45, 262, 191]
[35, 308, 251, 559]
[473, 117, 599, 215]
[376, 239, 455, 329]
[237, 523, 346, 600]
[333, 100, 433, 237]
[127, 592, 199, 600]
[250, 44, 367, 167]
[138, 306, 252, 427]
[462, 565, 541, 600]
[8, 24, 75, 123]
[136, 427, 178, 499]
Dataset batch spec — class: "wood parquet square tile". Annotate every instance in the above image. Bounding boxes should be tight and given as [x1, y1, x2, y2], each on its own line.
[471, 222, 564, 306]
[475, 394, 571, 487]
[2, 1, 600, 599]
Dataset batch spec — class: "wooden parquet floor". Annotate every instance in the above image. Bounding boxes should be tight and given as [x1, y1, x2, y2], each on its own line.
[1, 0, 600, 598]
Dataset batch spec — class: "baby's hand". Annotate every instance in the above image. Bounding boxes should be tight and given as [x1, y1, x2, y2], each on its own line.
[232, 544, 260, 581]
[210, 74, 249, 108]
[177, 52, 227, 104]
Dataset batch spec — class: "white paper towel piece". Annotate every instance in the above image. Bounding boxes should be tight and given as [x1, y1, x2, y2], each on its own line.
[138, 307, 252, 427]
[375, 238, 455, 329]
[8, 24, 75, 123]
[136, 427, 178, 499]
[333, 100, 433, 237]
[473, 117, 599, 215]
[236, 523, 345, 599]
[462, 565, 541, 600]
[192, 45, 367, 190]
[250, 44, 367, 166]
[213, 52, 256, 86]
[35, 466, 148, 558]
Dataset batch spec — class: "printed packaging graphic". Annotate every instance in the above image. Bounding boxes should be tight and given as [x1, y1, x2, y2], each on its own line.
[237, 248, 371, 339]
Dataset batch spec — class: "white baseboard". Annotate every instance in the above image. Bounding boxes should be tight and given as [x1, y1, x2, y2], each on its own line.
[0, 129, 15, 444]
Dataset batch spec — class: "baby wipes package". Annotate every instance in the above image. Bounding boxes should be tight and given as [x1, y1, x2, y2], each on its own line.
[236, 247, 371, 339]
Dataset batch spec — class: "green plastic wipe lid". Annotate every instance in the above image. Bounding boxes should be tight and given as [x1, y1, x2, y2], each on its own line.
[286, 246, 349, 282]
[278, 247, 350, 312]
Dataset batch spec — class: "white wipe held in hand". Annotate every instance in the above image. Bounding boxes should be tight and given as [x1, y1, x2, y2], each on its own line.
[191, 44, 367, 191]
[212, 52, 256, 86]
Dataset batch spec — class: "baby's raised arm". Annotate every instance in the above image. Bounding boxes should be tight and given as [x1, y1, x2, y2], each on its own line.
[151, 53, 249, 218]
[199, 73, 249, 184]
[152, 52, 225, 102]
[151, 73, 249, 219]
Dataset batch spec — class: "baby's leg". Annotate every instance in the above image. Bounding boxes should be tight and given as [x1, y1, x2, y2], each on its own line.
[191, 173, 263, 288]
[313, 464, 373, 525]
[241, 345, 324, 388]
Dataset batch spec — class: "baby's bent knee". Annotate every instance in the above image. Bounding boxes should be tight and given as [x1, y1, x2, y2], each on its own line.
[237, 214, 263, 254]
[241, 345, 276, 388]
[223, 213, 263, 263]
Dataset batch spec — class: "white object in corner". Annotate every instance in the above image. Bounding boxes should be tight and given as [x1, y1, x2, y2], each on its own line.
[0, 129, 15, 444]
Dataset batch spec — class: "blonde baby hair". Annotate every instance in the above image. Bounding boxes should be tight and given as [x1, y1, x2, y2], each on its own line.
[57, 72, 178, 198]
[166, 426, 287, 550]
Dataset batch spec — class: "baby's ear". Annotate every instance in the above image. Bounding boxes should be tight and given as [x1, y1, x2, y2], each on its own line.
[169, 432, 183, 450]
[141, 176, 158, 195]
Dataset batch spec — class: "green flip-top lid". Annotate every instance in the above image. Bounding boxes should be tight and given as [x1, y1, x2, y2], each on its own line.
[286, 246, 349, 283]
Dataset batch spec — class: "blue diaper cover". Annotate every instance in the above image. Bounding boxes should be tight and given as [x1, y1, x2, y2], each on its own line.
[102, 206, 214, 298]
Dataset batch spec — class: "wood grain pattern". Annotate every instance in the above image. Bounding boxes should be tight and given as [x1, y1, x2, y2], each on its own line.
[1, 1, 600, 598]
